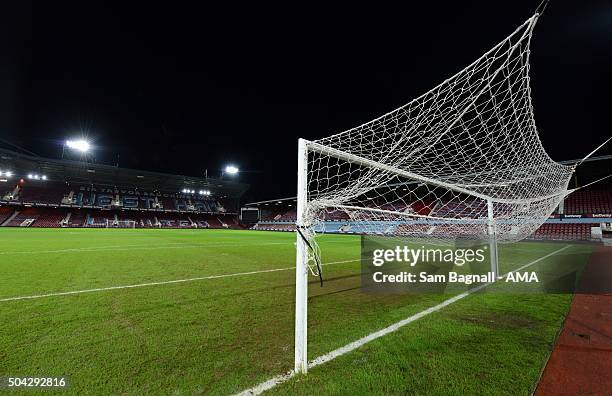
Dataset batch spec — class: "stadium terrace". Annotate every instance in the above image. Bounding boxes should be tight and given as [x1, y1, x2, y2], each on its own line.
[0, 147, 248, 228]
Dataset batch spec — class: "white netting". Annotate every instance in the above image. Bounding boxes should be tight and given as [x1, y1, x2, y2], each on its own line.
[302, 14, 574, 250]
[106, 220, 136, 229]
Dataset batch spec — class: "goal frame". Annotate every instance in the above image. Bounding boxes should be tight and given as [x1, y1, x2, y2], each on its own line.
[294, 138, 499, 373]
[105, 219, 136, 229]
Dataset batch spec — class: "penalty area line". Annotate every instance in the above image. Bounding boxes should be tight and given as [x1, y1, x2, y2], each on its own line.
[0, 259, 361, 303]
[235, 244, 572, 396]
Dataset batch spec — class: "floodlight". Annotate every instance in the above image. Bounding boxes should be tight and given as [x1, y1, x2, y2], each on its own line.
[66, 139, 91, 152]
[5, 171, 11, 178]
[225, 165, 239, 175]
[42, 175, 47, 180]
[27, 174, 33, 179]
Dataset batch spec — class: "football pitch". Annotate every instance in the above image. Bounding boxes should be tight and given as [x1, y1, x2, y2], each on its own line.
[0, 228, 593, 395]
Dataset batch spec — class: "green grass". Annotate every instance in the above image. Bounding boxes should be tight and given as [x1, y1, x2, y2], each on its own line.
[0, 228, 593, 395]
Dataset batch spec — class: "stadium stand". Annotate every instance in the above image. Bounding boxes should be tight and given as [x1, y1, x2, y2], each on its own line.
[19, 183, 65, 204]
[278, 208, 297, 221]
[246, 186, 612, 242]
[531, 223, 595, 241]
[68, 210, 86, 227]
[0, 147, 247, 228]
[31, 208, 66, 227]
[7, 207, 40, 227]
[563, 187, 612, 215]
[0, 206, 14, 225]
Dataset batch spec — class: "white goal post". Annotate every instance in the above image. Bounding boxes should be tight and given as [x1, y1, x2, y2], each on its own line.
[294, 10, 575, 374]
[106, 219, 136, 228]
[294, 139, 502, 373]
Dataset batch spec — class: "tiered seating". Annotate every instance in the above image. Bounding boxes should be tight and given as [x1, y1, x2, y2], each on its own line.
[263, 200, 438, 223]
[253, 223, 296, 232]
[83, 212, 107, 227]
[18, 184, 65, 204]
[155, 212, 192, 228]
[531, 223, 594, 241]
[31, 209, 65, 227]
[323, 209, 350, 221]
[395, 222, 488, 239]
[411, 201, 434, 216]
[433, 199, 486, 218]
[7, 207, 41, 227]
[379, 203, 409, 212]
[278, 208, 297, 221]
[198, 214, 222, 228]
[260, 207, 287, 221]
[564, 187, 612, 214]
[69, 211, 86, 227]
[0, 206, 14, 225]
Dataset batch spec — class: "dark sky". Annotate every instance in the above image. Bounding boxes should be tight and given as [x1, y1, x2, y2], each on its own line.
[1, 1, 611, 202]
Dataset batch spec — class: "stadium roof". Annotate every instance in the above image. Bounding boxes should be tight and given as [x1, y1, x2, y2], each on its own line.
[0, 147, 249, 198]
[244, 197, 297, 206]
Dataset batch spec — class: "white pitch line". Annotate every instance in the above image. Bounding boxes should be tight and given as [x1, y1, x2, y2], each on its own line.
[235, 244, 572, 396]
[0, 259, 361, 303]
[0, 241, 293, 255]
[0, 238, 356, 256]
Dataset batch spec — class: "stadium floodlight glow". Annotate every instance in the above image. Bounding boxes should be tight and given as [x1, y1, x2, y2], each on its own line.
[224, 165, 239, 175]
[42, 175, 47, 180]
[66, 139, 91, 152]
[5, 171, 11, 178]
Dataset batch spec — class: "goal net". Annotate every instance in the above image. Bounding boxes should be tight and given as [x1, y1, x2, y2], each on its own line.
[299, 13, 574, 254]
[294, 12, 575, 373]
[106, 220, 136, 229]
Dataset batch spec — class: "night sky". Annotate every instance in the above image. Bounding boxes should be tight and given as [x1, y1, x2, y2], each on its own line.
[1, 1, 611, 202]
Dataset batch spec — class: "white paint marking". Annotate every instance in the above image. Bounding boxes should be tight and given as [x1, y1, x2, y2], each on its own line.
[235, 245, 572, 396]
[0, 238, 353, 256]
[0, 259, 360, 303]
[0, 241, 292, 255]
